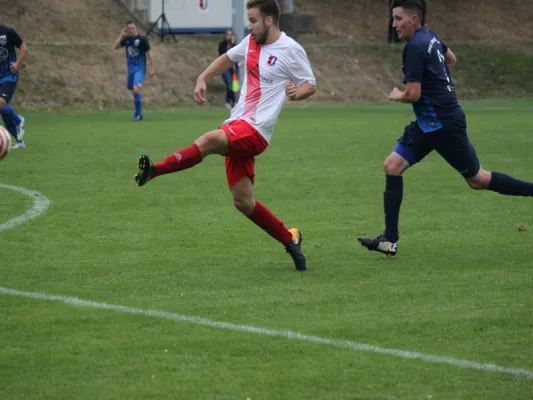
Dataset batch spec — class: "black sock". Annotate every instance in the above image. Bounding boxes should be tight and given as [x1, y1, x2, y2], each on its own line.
[488, 172, 533, 196]
[384, 175, 403, 242]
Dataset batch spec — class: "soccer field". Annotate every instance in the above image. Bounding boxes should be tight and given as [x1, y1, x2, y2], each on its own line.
[1, 100, 533, 399]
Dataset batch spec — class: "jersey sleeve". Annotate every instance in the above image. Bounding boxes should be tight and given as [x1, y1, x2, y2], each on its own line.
[403, 42, 426, 83]
[142, 37, 151, 52]
[119, 38, 127, 48]
[8, 28, 23, 48]
[441, 41, 448, 54]
[288, 44, 316, 87]
[226, 35, 249, 63]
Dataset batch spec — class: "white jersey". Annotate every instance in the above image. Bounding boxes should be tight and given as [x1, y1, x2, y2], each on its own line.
[224, 32, 316, 143]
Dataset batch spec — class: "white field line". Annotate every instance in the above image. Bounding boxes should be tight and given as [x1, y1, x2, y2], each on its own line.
[1, 286, 532, 379]
[2, 184, 532, 378]
[0, 184, 50, 232]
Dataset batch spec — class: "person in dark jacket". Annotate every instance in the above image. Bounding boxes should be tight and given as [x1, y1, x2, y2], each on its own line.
[218, 29, 238, 109]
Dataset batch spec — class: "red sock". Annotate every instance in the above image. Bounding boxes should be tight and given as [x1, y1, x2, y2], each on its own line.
[248, 201, 293, 247]
[152, 144, 202, 178]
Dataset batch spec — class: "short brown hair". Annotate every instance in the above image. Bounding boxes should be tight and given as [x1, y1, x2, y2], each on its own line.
[247, 0, 281, 24]
[391, 0, 423, 20]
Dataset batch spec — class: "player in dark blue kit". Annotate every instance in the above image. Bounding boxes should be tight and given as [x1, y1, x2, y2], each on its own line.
[115, 21, 155, 121]
[358, 0, 533, 256]
[0, 15, 27, 149]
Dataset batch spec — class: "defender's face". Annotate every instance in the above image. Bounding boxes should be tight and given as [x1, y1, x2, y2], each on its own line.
[392, 7, 416, 40]
[247, 7, 270, 45]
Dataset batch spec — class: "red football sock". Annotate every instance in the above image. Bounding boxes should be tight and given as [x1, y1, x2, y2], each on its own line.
[152, 144, 202, 178]
[248, 201, 293, 247]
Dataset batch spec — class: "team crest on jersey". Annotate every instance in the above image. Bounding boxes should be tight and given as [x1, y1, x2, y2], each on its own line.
[199, 0, 209, 11]
[267, 55, 278, 66]
[134, 39, 140, 47]
[0, 35, 6, 46]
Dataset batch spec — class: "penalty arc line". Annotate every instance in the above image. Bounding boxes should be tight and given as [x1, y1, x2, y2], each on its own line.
[0, 183, 50, 232]
[0, 286, 532, 379]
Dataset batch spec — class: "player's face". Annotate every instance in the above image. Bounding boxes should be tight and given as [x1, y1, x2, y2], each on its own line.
[125, 23, 137, 37]
[247, 7, 272, 45]
[392, 7, 417, 40]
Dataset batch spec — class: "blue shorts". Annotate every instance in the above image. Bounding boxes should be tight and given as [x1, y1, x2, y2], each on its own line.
[127, 70, 145, 90]
[394, 118, 480, 178]
[0, 81, 17, 103]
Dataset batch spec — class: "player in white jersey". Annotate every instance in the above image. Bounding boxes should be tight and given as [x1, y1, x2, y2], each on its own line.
[134, 0, 316, 271]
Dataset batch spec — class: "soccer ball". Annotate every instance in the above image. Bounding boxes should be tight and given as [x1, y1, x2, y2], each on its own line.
[0, 125, 12, 160]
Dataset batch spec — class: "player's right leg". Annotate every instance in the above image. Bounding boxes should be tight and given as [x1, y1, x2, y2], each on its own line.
[0, 82, 24, 148]
[358, 122, 433, 256]
[358, 152, 408, 257]
[231, 177, 306, 271]
[134, 129, 229, 186]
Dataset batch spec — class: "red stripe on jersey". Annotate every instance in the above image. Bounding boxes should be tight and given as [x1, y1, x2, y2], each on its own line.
[242, 36, 261, 121]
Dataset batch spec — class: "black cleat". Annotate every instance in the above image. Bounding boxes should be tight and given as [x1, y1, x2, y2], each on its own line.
[286, 228, 306, 271]
[134, 154, 154, 187]
[358, 234, 398, 257]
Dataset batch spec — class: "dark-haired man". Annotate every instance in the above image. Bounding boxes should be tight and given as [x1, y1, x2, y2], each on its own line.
[359, 0, 533, 256]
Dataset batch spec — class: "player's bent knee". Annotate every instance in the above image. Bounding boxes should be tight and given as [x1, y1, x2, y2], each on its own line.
[466, 169, 491, 190]
[384, 154, 408, 176]
[232, 196, 254, 215]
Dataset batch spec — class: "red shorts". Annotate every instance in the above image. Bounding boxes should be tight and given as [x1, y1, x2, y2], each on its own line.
[220, 120, 269, 188]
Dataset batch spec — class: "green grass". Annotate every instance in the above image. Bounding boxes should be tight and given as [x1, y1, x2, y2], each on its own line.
[1, 100, 533, 399]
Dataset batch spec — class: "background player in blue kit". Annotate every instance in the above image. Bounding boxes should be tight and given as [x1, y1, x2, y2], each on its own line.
[358, 0, 533, 257]
[115, 21, 155, 121]
[0, 15, 27, 148]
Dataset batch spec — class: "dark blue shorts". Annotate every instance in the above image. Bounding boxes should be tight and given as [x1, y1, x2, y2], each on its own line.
[394, 119, 480, 178]
[0, 81, 17, 103]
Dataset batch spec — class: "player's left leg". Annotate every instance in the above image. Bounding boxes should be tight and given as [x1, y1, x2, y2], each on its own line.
[223, 120, 305, 270]
[229, 170, 306, 271]
[0, 82, 24, 148]
[132, 70, 145, 121]
[434, 126, 533, 196]
[478, 170, 533, 196]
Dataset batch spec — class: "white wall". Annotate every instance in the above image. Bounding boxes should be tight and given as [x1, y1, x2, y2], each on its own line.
[149, 0, 248, 33]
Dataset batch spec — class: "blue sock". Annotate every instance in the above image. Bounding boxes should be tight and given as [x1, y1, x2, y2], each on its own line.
[384, 175, 403, 242]
[1, 104, 22, 125]
[488, 171, 533, 196]
[134, 93, 142, 116]
[1, 112, 18, 141]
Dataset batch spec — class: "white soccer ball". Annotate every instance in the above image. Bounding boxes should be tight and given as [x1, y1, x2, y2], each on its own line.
[0, 125, 12, 160]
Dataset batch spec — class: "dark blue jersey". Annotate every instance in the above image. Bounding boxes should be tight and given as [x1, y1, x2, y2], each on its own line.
[120, 35, 150, 72]
[0, 25, 23, 84]
[402, 27, 462, 133]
